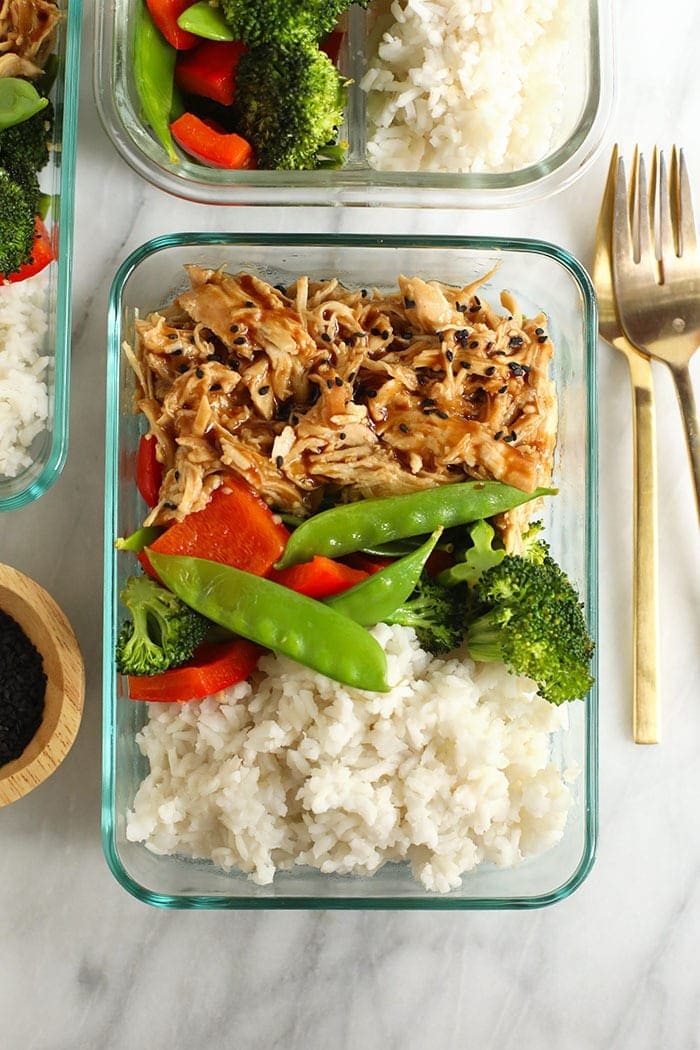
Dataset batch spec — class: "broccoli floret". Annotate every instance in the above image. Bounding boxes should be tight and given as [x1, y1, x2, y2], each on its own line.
[0, 169, 35, 277]
[115, 575, 210, 677]
[233, 42, 347, 170]
[385, 575, 466, 655]
[438, 518, 506, 588]
[465, 552, 595, 704]
[0, 102, 53, 213]
[220, 0, 368, 46]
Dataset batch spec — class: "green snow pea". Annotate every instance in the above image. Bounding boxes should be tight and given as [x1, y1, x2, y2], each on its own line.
[0, 78, 48, 130]
[177, 2, 235, 40]
[134, 2, 179, 164]
[148, 550, 390, 693]
[276, 482, 555, 569]
[326, 529, 442, 626]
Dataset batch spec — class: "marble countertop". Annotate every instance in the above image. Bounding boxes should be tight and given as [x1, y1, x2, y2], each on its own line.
[2, 0, 700, 1046]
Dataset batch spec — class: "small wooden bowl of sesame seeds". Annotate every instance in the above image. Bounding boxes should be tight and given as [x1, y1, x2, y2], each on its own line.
[0, 564, 84, 807]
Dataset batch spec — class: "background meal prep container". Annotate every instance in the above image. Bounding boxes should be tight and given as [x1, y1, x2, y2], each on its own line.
[0, 0, 82, 512]
[103, 232, 598, 909]
[94, 0, 613, 207]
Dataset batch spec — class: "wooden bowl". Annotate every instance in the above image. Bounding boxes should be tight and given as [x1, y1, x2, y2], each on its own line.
[0, 564, 85, 807]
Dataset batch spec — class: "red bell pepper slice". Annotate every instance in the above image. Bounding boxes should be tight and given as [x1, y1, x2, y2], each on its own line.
[270, 556, 368, 600]
[320, 30, 344, 65]
[1, 216, 54, 285]
[144, 0, 198, 50]
[343, 553, 396, 576]
[140, 479, 289, 579]
[136, 434, 163, 508]
[128, 638, 261, 701]
[175, 39, 245, 107]
[170, 112, 255, 169]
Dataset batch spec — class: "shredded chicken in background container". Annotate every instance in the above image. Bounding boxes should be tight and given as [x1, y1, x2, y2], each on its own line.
[125, 267, 557, 551]
[0, 0, 61, 78]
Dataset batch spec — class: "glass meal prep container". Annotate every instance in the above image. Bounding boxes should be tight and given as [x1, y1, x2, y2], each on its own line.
[94, 0, 613, 207]
[103, 232, 598, 909]
[0, 0, 82, 512]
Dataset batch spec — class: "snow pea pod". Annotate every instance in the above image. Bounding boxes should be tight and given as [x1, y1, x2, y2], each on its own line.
[177, 2, 235, 40]
[134, 2, 179, 164]
[326, 529, 441, 626]
[276, 482, 555, 568]
[0, 78, 48, 130]
[148, 551, 390, 693]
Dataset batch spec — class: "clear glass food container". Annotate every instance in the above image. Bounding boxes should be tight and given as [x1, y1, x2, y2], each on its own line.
[0, 0, 82, 511]
[93, 0, 613, 207]
[103, 232, 598, 909]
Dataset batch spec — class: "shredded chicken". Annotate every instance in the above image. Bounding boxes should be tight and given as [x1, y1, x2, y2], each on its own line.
[0, 0, 61, 77]
[127, 267, 558, 550]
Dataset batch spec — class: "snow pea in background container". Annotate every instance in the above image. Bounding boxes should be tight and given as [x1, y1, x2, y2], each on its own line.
[93, 0, 613, 207]
[103, 232, 598, 909]
[0, 0, 82, 512]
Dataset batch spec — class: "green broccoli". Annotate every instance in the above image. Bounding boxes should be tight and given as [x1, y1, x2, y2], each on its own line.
[465, 551, 595, 705]
[385, 574, 466, 655]
[115, 575, 211, 677]
[0, 102, 53, 213]
[220, 0, 368, 46]
[437, 518, 506, 588]
[0, 169, 35, 277]
[233, 42, 347, 170]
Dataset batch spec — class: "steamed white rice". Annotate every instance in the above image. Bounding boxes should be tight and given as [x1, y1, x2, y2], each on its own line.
[361, 0, 573, 173]
[127, 624, 573, 893]
[0, 272, 50, 478]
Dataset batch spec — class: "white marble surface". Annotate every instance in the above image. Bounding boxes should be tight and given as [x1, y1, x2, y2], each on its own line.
[2, 1, 700, 1047]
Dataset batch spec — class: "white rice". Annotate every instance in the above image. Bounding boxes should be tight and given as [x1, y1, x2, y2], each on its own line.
[127, 624, 573, 893]
[361, 0, 573, 173]
[0, 272, 50, 478]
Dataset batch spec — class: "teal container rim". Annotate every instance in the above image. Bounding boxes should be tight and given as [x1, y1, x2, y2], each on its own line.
[103, 232, 599, 910]
[0, 0, 82, 512]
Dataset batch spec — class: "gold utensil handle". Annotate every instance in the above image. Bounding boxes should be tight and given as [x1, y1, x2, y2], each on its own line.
[628, 349, 660, 744]
[670, 362, 700, 521]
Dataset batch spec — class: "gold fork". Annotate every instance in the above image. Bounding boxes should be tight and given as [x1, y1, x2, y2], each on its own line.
[612, 146, 700, 519]
[594, 146, 659, 744]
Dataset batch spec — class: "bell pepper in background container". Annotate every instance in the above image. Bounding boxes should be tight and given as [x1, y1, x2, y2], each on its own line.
[170, 113, 254, 168]
[175, 39, 246, 106]
[144, 0, 198, 49]
[135, 434, 163, 508]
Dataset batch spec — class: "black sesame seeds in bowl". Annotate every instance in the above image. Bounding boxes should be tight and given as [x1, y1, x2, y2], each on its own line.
[0, 564, 84, 807]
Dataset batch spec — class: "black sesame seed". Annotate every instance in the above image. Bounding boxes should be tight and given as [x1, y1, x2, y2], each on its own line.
[178, 364, 189, 374]
[211, 383, 222, 392]
[229, 359, 240, 371]
[399, 423, 409, 434]
[171, 347, 182, 356]
[326, 379, 334, 390]
[447, 463, 463, 473]
[469, 341, 479, 350]
[275, 455, 283, 468]
[361, 289, 368, 298]
[321, 332, 332, 342]
[535, 327, 544, 335]
[494, 430, 503, 440]
[164, 501, 177, 510]
[469, 303, 480, 313]
[445, 349, 454, 362]
[348, 371, 356, 382]
[422, 397, 437, 407]
[474, 296, 481, 306]
[509, 335, 524, 347]
[367, 389, 377, 398]
[167, 333, 179, 340]
[498, 385, 508, 394]
[334, 376, 343, 387]
[370, 327, 381, 337]
[234, 336, 246, 345]
[455, 301, 467, 313]
[339, 432, 346, 440]
[245, 300, 254, 308]
[403, 330, 413, 340]
[404, 297, 415, 309]
[259, 385, 270, 395]
[230, 324, 239, 333]
[460, 361, 471, 370]
[174, 471, 180, 480]
[485, 366, 496, 376]
[195, 367, 204, 378]
[508, 362, 526, 377]
[538, 335, 548, 343]
[274, 284, 287, 295]
[436, 410, 449, 420]
[486, 341, 494, 351]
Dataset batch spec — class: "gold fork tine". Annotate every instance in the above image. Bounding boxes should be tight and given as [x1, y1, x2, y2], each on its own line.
[673, 146, 698, 257]
[613, 155, 635, 269]
[634, 150, 655, 270]
[656, 148, 677, 277]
